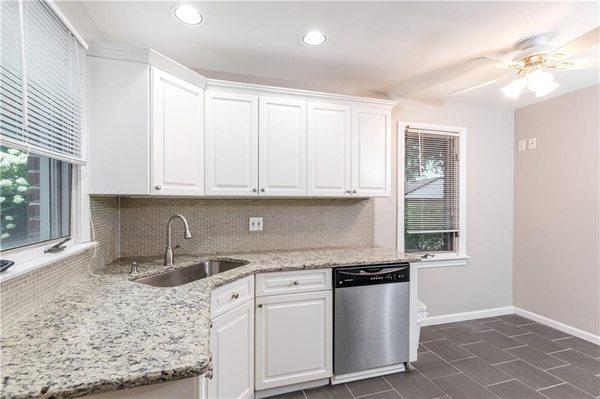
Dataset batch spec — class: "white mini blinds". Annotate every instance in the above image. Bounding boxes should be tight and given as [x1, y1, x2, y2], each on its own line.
[0, 0, 86, 164]
[404, 127, 460, 234]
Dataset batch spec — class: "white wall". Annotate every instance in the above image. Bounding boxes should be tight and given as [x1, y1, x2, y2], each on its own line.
[375, 98, 514, 317]
[514, 85, 599, 336]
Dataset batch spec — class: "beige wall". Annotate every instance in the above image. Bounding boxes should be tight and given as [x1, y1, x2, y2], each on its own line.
[374, 98, 515, 317]
[514, 85, 600, 335]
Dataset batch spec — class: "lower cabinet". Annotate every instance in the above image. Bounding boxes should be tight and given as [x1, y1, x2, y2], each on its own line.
[84, 376, 206, 399]
[208, 299, 254, 399]
[255, 290, 333, 390]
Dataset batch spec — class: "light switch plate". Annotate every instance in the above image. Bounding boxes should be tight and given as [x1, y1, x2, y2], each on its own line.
[518, 140, 527, 151]
[528, 138, 537, 150]
[249, 217, 263, 232]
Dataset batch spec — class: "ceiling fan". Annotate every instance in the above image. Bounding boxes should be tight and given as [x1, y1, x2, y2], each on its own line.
[450, 27, 600, 99]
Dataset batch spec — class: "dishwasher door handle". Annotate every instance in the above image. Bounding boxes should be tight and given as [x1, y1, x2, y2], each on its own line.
[339, 266, 407, 276]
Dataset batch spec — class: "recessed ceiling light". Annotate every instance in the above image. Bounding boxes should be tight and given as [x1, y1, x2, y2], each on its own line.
[302, 31, 326, 46]
[172, 5, 203, 25]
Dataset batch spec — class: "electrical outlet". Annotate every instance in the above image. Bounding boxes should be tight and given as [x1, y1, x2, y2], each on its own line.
[528, 138, 537, 150]
[518, 140, 527, 151]
[249, 217, 263, 232]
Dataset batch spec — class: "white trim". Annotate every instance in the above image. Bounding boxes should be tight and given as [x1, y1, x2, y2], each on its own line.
[254, 378, 328, 399]
[86, 41, 207, 89]
[0, 241, 96, 283]
[206, 79, 397, 109]
[420, 306, 514, 327]
[331, 363, 406, 385]
[514, 307, 600, 345]
[418, 255, 470, 269]
[396, 121, 467, 262]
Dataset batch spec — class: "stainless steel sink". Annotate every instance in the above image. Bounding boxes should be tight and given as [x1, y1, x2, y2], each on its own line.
[133, 260, 249, 287]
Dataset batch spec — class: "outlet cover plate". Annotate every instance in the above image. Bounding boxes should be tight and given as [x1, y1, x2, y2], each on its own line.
[249, 217, 263, 232]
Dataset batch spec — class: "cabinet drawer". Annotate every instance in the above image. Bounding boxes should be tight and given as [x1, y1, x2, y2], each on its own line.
[256, 269, 331, 296]
[211, 275, 254, 319]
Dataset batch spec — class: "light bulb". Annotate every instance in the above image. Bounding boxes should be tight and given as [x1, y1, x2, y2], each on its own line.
[501, 78, 526, 99]
[535, 81, 559, 97]
[527, 69, 554, 93]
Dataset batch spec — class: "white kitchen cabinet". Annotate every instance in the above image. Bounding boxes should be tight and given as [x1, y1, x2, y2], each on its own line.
[87, 43, 206, 196]
[259, 97, 307, 196]
[151, 68, 204, 196]
[205, 90, 259, 196]
[208, 299, 254, 399]
[351, 107, 391, 197]
[307, 102, 352, 196]
[255, 290, 332, 390]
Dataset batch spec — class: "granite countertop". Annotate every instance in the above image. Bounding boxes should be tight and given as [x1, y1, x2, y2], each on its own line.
[0, 247, 420, 399]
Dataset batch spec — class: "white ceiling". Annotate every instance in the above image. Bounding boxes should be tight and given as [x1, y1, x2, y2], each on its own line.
[66, 1, 599, 109]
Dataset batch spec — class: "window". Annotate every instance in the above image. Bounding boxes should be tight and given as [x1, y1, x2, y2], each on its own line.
[0, 146, 71, 250]
[398, 122, 466, 263]
[0, 0, 86, 255]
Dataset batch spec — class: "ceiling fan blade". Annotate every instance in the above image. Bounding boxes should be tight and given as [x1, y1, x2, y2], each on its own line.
[550, 26, 600, 58]
[552, 56, 599, 71]
[469, 57, 521, 68]
[449, 76, 510, 96]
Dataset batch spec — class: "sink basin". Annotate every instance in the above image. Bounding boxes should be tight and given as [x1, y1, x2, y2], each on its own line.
[134, 260, 249, 287]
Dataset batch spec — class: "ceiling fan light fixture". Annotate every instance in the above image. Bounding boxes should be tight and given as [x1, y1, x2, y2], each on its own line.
[535, 81, 559, 97]
[526, 68, 554, 93]
[501, 78, 526, 99]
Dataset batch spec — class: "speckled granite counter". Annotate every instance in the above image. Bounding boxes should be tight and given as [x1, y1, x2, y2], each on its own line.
[1, 247, 420, 399]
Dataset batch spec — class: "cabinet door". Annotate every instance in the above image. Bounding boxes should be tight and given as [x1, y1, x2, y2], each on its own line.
[205, 91, 259, 196]
[351, 107, 391, 197]
[259, 97, 307, 196]
[208, 300, 254, 399]
[151, 68, 204, 196]
[255, 291, 332, 390]
[307, 102, 352, 196]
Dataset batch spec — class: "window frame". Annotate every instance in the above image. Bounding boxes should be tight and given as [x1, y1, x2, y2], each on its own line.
[397, 121, 468, 268]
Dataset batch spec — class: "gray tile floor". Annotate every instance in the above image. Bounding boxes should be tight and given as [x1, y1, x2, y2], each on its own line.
[272, 314, 600, 399]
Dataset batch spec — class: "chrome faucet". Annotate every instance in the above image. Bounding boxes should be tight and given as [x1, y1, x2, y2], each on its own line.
[164, 214, 192, 266]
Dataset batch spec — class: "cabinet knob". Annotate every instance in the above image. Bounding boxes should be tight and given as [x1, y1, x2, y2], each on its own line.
[252, 188, 258, 192]
[293, 280, 300, 286]
[260, 188, 265, 192]
[346, 189, 352, 194]
[154, 185, 161, 190]
[257, 303, 263, 308]
[231, 292, 239, 300]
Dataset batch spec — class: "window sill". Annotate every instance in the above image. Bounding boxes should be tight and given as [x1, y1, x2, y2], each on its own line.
[0, 241, 97, 283]
[417, 254, 470, 269]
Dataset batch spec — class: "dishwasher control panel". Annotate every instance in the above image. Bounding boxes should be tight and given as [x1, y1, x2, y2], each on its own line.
[334, 263, 409, 288]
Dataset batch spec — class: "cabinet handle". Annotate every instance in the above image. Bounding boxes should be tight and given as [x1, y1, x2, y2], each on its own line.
[346, 189, 352, 194]
[352, 189, 357, 194]
[260, 188, 265, 192]
[257, 303, 263, 308]
[252, 188, 258, 192]
[231, 292, 239, 300]
[293, 280, 300, 286]
[154, 185, 161, 190]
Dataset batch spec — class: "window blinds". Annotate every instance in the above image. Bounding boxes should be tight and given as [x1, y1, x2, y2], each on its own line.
[404, 127, 460, 234]
[0, 0, 86, 164]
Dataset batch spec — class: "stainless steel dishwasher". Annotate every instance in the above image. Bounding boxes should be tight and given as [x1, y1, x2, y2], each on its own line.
[333, 263, 410, 376]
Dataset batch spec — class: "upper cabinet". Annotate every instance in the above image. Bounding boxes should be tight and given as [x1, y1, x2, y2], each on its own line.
[152, 69, 204, 196]
[351, 107, 391, 197]
[259, 97, 307, 196]
[87, 43, 394, 198]
[307, 102, 352, 196]
[87, 42, 206, 196]
[205, 91, 259, 196]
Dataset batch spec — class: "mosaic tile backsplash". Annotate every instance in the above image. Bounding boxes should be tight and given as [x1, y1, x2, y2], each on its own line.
[119, 197, 374, 257]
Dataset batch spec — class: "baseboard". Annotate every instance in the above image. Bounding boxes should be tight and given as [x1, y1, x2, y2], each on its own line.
[420, 306, 513, 326]
[513, 307, 600, 345]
